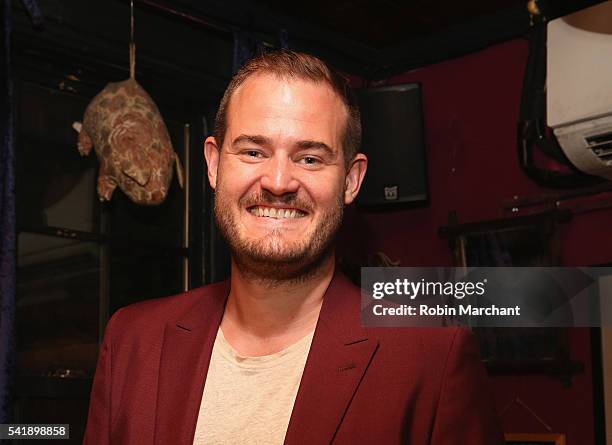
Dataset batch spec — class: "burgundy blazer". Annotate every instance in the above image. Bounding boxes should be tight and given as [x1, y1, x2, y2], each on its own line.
[83, 273, 504, 445]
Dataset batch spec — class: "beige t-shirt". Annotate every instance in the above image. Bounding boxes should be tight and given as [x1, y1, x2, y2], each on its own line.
[192, 328, 314, 445]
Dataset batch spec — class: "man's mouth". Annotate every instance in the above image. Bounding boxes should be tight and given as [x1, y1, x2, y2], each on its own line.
[248, 206, 306, 219]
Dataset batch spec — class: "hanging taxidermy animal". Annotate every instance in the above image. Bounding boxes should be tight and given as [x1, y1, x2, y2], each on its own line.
[73, 2, 183, 205]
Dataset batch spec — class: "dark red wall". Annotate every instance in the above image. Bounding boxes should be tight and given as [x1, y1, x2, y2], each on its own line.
[340, 38, 605, 444]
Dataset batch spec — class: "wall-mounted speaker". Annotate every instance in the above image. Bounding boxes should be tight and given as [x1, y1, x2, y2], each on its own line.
[355, 83, 428, 207]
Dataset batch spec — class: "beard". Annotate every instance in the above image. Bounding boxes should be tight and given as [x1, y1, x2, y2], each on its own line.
[214, 185, 344, 283]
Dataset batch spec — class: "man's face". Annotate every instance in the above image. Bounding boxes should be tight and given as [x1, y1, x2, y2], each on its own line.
[205, 74, 366, 279]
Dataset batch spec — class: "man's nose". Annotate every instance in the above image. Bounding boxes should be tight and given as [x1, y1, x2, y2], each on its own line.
[259, 155, 299, 195]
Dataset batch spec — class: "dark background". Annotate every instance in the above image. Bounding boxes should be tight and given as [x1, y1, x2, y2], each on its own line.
[9, 0, 611, 443]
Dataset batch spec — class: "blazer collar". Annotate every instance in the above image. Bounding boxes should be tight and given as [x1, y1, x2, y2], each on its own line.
[154, 280, 229, 445]
[154, 272, 378, 445]
[284, 272, 379, 445]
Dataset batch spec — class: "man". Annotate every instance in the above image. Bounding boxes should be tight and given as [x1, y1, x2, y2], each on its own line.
[83, 50, 503, 445]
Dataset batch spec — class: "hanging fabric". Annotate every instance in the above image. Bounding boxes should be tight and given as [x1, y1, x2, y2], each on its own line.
[19, 0, 43, 26]
[232, 29, 265, 74]
[232, 28, 290, 74]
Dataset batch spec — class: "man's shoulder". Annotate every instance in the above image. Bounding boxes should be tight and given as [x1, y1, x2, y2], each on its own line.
[105, 280, 228, 339]
[332, 274, 469, 354]
[366, 325, 480, 384]
[372, 325, 474, 358]
[370, 326, 472, 347]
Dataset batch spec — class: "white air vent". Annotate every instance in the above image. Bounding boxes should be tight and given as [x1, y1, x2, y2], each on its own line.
[548, 1, 612, 179]
[586, 131, 612, 163]
[554, 114, 612, 180]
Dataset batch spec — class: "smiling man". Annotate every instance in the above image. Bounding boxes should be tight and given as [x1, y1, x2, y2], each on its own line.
[83, 51, 503, 445]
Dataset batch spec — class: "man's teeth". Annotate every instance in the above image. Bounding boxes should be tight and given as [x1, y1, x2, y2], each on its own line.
[249, 207, 304, 218]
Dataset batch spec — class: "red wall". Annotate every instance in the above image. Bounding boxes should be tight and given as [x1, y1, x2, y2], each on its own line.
[340, 38, 606, 444]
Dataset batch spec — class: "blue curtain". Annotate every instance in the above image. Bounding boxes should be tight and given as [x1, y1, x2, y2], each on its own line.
[232, 29, 290, 74]
[0, 0, 15, 424]
[232, 30, 265, 74]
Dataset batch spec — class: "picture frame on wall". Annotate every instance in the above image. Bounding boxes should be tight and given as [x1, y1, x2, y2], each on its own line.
[505, 433, 566, 444]
[439, 210, 582, 382]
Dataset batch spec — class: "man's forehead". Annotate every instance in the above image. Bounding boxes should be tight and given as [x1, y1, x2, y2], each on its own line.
[228, 73, 346, 118]
[223, 73, 348, 149]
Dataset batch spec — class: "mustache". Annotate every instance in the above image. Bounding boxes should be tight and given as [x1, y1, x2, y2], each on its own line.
[240, 191, 314, 213]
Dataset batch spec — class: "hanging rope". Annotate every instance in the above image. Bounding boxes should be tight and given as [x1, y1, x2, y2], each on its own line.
[129, 0, 136, 79]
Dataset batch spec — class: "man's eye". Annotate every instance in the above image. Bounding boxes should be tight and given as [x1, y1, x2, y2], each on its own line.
[244, 150, 262, 158]
[300, 156, 320, 165]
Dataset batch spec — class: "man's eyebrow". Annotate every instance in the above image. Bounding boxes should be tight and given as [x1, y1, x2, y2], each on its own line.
[295, 140, 336, 156]
[232, 135, 336, 156]
[232, 134, 271, 146]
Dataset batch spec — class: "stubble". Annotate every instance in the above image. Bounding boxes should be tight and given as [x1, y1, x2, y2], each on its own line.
[214, 186, 344, 284]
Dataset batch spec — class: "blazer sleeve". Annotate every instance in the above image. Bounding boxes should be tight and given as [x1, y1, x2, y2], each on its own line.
[430, 328, 505, 445]
[83, 311, 120, 445]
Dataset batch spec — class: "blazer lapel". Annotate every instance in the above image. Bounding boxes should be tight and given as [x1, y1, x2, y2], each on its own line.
[284, 274, 379, 445]
[154, 281, 229, 445]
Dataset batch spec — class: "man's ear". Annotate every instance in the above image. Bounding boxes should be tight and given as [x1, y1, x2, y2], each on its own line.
[344, 153, 368, 205]
[204, 136, 220, 190]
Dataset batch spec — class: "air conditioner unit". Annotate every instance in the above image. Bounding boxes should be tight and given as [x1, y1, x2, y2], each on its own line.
[547, 1, 612, 180]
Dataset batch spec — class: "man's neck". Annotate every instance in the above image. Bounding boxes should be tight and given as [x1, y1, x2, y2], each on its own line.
[219, 254, 335, 356]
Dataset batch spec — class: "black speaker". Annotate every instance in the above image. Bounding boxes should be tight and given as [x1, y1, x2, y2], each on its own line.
[355, 83, 428, 207]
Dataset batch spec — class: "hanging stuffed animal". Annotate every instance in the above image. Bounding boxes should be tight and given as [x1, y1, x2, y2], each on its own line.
[73, 79, 183, 205]
[73, 4, 183, 205]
